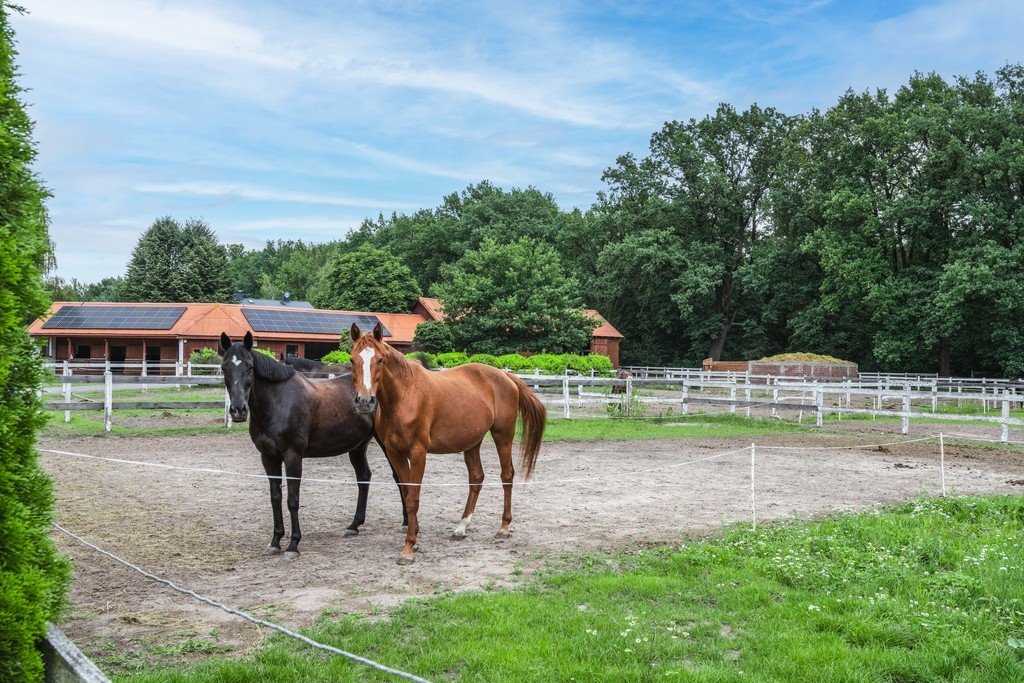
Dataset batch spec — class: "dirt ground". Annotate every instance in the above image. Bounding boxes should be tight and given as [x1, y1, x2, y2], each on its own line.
[39, 426, 1024, 672]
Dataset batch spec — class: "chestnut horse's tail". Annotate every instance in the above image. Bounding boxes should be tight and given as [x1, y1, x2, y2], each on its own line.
[506, 372, 546, 479]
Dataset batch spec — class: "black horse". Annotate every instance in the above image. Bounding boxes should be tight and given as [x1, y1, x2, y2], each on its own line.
[220, 332, 406, 558]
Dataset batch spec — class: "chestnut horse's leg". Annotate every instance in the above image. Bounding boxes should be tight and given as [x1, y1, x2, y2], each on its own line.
[492, 430, 516, 538]
[397, 449, 426, 565]
[373, 433, 408, 529]
[283, 451, 303, 559]
[260, 451, 285, 555]
[344, 442, 372, 536]
[452, 443, 484, 539]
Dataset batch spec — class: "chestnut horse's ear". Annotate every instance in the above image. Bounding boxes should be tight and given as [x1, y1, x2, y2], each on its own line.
[372, 322, 383, 341]
[243, 331, 253, 350]
[220, 332, 231, 353]
[350, 323, 361, 341]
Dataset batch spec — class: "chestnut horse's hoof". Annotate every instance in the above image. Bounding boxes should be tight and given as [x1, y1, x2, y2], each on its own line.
[284, 550, 300, 560]
[495, 530, 511, 539]
[396, 555, 415, 566]
[265, 545, 281, 556]
[343, 528, 359, 537]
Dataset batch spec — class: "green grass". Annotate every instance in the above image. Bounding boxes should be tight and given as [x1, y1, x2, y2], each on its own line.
[41, 410, 229, 438]
[118, 495, 1024, 682]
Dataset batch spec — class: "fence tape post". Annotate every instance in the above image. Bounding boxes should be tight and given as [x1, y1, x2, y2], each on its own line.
[63, 362, 72, 423]
[562, 374, 570, 420]
[224, 389, 231, 429]
[1001, 390, 1010, 443]
[103, 371, 112, 433]
[901, 383, 911, 435]
[939, 432, 946, 497]
[750, 442, 756, 532]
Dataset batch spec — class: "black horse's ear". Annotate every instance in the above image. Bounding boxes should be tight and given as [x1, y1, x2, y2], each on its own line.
[220, 332, 231, 353]
[372, 322, 383, 341]
[243, 331, 253, 350]
[350, 323, 361, 341]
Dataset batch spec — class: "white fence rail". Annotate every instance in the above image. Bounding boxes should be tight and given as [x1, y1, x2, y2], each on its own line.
[41, 363, 1024, 441]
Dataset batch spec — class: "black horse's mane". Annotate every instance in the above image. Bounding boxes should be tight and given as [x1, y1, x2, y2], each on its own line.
[249, 347, 296, 382]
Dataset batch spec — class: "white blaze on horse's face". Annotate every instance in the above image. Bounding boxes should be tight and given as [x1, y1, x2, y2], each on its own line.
[231, 356, 241, 367]
[359, 347, 375, 392]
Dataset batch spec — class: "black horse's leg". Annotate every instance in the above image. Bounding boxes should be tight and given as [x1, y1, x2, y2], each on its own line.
[345, 442, 371, 536]
[284, 451, 303, 558]
[374, 433, 408, 528]
[261, 451, 285, 555]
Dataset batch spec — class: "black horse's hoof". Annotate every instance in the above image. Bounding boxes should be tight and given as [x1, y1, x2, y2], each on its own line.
[343, 528, 359, 537]
[284, 550, 300, 560]
[265, 546, 281, 556]
[495, 530, 511, 539]
[396, 555, 415, 566]
[451, 533, 467, 540]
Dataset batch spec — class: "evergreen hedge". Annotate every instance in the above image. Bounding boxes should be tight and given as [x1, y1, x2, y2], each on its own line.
[0, 6, 71, 679]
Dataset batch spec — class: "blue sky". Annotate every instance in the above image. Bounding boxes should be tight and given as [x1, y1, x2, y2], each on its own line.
[12, 0, 1024, 282]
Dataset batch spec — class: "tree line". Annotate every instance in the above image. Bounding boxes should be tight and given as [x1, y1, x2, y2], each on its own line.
[46, 66, 1024, 375]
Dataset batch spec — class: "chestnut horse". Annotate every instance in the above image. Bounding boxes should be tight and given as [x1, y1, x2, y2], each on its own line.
[350, 323, 546, 565]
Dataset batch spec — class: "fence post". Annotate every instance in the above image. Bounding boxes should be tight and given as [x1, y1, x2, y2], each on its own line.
[224, 388, 231, 429]
[745, 386, 752, 418]
[939, 432, 946, 497]
[141, 357, 148, 393]
[771, 387, 779, 418]
[901, 383, 911, 435]
[562, 374, 571, 420]
[750, 442, 757, 532]
[103, 370, 113, 433]
[729, 385, 737, 414]
[931, 381, 938, 412]
[625, 375, 633, 416]
[1001, 390, 1010, 444]
[63, 362, 71, 423]
[681, 385, 689, 415]
[815, 384, 823, 428]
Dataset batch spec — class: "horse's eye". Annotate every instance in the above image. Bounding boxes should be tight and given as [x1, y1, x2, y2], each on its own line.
[377, 359, 383, 365]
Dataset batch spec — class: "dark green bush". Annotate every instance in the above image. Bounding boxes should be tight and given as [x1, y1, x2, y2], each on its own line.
[0, 7, 71, 678]
[412, 320, 454, 353]
[188, 347, 220, 375]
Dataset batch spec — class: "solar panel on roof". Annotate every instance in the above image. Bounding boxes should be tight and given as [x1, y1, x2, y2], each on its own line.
[242, 308, 391, 337]
[41, 305, 187, 330]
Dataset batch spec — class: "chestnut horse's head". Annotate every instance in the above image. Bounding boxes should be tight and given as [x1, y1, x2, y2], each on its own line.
[219, 331, 255, 422]
[349, 322, 388, 414]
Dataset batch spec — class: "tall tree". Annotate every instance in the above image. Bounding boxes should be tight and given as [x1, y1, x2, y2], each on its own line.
[122, 217, 230, 302]
[0, 6, 70, 679]
[313, 243, 421, 312]
[432, 237, 596, 355]
[595, 104, 790, 363]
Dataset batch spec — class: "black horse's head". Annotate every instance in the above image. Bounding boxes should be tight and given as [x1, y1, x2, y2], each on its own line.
[220, 331, 255, 423]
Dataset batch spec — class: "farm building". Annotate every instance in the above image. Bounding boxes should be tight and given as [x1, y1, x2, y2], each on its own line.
[28, 296, 623, 370]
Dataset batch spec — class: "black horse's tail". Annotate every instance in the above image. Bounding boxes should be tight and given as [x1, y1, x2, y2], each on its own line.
[506, 372, 546, 479]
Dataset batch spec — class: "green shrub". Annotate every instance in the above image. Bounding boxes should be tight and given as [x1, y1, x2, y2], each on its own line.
[406, 351, 437, 369]
[253, 347, 276, 359]
[496, 353, 531, 371]
[528, 353, 568, 374]
[412, 320, 454, 353]
[468, 353, 499, 367]
[187, 347, 220, 375]
[0, 8, 71, 678]
[587, 354, 614, 374]
[321, 350, 352, 365]
[434, 352, 469, 368]
[563, 354, 591, 374]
